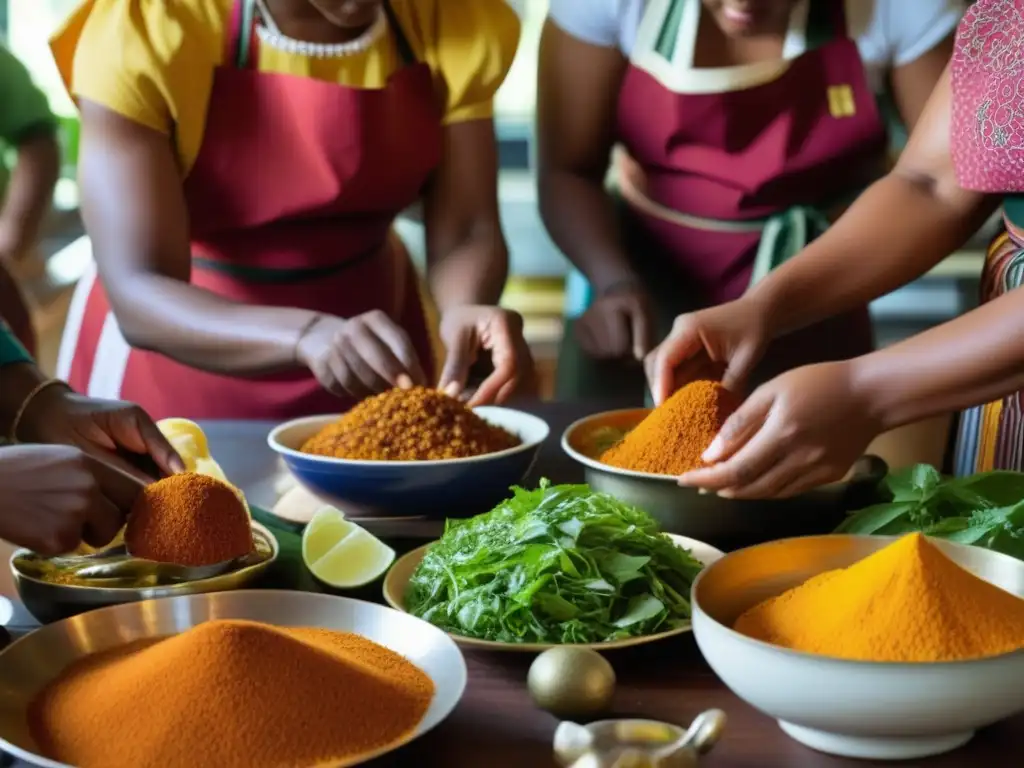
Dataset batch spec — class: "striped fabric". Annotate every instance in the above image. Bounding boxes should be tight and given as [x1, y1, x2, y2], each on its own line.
[952, 214, 1024, 474]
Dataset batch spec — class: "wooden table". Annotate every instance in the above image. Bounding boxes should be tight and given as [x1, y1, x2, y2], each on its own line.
[363, 400, 1021, 768]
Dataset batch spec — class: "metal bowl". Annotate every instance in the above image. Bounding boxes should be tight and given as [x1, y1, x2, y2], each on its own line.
[10, 522, 279, 624]
[268, 406, 549, 519]
[561, 409, 887, 549]
[0, 590, 467, 768]
[691, 535, 1024, 760]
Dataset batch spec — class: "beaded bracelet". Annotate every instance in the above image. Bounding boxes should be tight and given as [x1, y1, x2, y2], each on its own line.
[8, 378, 71, 443]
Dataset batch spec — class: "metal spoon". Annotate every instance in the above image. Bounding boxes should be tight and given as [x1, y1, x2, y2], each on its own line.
[49, 547, 240, 583]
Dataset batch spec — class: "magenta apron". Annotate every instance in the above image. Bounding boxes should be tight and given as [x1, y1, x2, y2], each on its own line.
[558, 0, 885, 399]
[59, 0, 440, 421]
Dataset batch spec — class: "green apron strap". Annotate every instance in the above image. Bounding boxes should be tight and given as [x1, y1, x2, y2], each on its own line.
[749, 206, 831, 286]
[235, 0, 257, 69]
[654, 0, 688, 61]
[806, 0, 844, 50]
[1002, 195, 1024, 230]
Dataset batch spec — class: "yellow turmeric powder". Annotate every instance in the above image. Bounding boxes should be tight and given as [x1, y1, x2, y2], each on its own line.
[735, 533, 1024, 662]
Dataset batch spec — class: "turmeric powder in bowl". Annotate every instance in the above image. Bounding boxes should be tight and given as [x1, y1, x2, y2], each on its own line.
[734, 533, 1024, 663]
[600, 381, 739, 475]
[125, 473, 252, 567]
[301, 386, 520, 461]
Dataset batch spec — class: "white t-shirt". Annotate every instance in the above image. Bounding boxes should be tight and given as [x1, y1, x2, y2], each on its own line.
[547, 0, 963, 93]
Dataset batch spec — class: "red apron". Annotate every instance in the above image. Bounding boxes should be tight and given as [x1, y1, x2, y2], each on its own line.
[616, 0, 882, 380]
[59, 0, 439, 420]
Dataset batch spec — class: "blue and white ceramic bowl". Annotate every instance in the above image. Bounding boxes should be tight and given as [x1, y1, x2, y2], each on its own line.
[267, 406, 549, 519]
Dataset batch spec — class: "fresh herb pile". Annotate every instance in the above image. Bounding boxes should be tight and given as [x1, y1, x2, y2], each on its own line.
[838, 464, 1024, 560]
[405, 482, 705, 644]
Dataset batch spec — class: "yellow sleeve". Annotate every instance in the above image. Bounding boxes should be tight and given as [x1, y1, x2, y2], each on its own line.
[50, 0, 223, 135]
[399, 0, 521, 125]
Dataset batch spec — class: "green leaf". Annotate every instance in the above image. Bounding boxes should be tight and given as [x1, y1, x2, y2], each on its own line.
[614, 595, 665, 628]
[405, 483, 703, 644]
[836, 502, 916, 534]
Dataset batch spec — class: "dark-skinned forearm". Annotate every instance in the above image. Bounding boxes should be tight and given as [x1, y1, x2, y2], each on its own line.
[748, 172, 996, 338]
[0, 133, 60, 252]
[852, 290, 1024, 431]
[538, 168, 638, 293]
[427, 232, 508, 313]
[0, 361, 46, 436]
[99, 272, 318, 376]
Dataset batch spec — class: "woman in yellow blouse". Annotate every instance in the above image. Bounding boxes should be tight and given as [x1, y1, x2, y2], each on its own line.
[51, 0, 530, 421]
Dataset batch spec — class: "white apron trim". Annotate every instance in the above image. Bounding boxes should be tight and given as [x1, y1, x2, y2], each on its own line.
[87, 312, 131, 401]
[55, 243, 96, 381]
[630, 0, 814, 95]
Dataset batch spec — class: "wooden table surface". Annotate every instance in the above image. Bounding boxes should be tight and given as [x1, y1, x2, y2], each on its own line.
[364, 399, 1022, 768]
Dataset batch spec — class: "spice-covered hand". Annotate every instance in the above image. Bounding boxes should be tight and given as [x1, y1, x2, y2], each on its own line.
[677, 361, 884, 499]
[0, 444, 142, 554]
[296, 312, 429, 399]
[645, 297, 770, 405]
[437, 306, 535, 406]
[14, 383, 185, 481]
[575, 283, 654, 362]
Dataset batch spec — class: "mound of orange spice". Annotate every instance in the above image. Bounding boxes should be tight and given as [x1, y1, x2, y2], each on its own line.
[29, 620, 435, 768]
[601, 380, 739, 475]
[735, 534, 1024, 662]
[125, 473, 252, 567]
[302, 386, 520, 461]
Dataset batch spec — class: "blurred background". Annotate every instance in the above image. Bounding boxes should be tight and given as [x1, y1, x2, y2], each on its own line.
[1, 0, 992, 398]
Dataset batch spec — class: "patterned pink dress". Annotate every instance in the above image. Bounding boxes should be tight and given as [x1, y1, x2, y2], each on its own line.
[950, 0, 1024, 473]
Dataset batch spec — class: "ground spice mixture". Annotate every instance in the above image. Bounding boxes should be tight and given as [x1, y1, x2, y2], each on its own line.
[302, 386, 520, 461]
[600, 381, 739, 475]
[125, 473, 252, 566]
[735, 533, 1024, 662]
[29, 620, 435, 768]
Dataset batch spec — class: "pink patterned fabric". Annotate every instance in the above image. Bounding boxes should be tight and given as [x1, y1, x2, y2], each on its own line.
[951, 0, 1024, 192]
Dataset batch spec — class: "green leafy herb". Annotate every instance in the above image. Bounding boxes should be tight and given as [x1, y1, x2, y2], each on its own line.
[837, 465, 1024, 560]
[405, 481, 705, 644]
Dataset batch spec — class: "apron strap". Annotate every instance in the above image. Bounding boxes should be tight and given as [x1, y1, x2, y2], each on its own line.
[748, 205, 831, 286]
[806, 0, 848, 50]
[653, 0, 687, 62]
[227, 0, 259, 69]
[382, 1, 419, 67]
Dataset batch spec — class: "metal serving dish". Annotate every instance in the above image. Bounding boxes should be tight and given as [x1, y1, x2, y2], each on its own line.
[691, 535, 1024, 760]
[0, 590, 467, 768]
[561, 409, 887, 549]
[10, 523, 279, 624]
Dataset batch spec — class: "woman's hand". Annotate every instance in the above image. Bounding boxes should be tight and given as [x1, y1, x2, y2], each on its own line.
[575, 284, 654, 362]
[438, 306, 534, 405]
[645, 297, 771, 405]
[16, 386, 185, 481]
[296, 311, 428, 399]
[678, 361, 884, 499]
[0, 444, 143, 554]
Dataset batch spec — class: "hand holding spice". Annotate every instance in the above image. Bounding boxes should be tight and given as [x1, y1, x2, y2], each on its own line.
[600, 381, 739, 476]
[125, 473, 252, 567]
[302, 386, 520, 461]
[734, 533, 1024, 662]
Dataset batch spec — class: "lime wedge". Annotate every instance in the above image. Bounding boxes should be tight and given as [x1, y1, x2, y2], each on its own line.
[301, 509, 395, 588]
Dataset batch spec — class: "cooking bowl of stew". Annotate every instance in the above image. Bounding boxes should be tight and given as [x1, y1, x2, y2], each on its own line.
[561, 409, 886, 549]
[268, 407, 549, 520]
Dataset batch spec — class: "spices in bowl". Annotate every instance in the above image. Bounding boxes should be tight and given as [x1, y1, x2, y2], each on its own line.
[28, 619, 435, 768]
[734, 533, 1024, 662]
[600, 381, 739, 475]
[125, 473, 252, 567]
[301, 386, 520, 461]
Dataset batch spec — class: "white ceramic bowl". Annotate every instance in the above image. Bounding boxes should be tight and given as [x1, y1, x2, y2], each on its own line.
[691, 535, 1024, 761]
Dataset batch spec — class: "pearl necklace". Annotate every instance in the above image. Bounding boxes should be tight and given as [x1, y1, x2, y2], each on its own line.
[254, 0, 386, 59]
